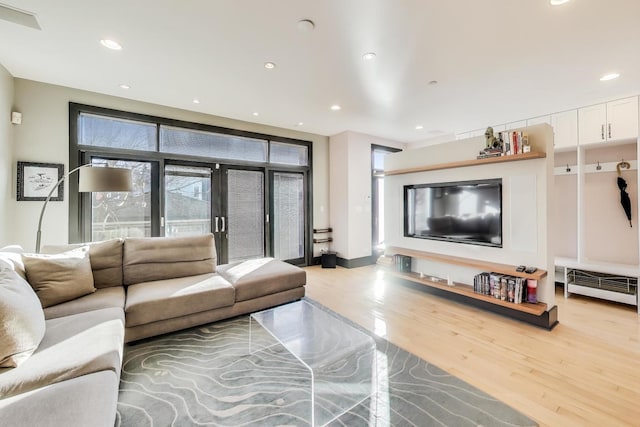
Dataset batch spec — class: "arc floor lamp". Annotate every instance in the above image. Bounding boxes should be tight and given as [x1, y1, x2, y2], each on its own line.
[35, 163, 132, 253]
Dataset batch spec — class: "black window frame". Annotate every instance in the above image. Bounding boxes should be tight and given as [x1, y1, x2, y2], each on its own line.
[68, 102, 314, 265]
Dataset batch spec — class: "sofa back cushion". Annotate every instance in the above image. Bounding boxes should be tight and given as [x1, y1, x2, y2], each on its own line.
[23, 247, 96, 308]
[41, 239, 124, 288]
[0, 270, 46, 368]
[123, 234, 216, 285]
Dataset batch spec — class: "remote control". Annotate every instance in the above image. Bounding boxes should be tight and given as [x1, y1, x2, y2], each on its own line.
[525, 266, 537, 274]
[516, 265, 526, 272]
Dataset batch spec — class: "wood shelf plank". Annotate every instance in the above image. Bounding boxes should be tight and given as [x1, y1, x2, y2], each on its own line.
[385, 151, 546, 176]
[387, 246, 547, 280]
[386, 270, 548, 316]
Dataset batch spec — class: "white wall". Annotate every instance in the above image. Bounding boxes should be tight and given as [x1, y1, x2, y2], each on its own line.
[385, 125, 555, 306]
[0, 64, 14, 246]
[405, 133, 456, 150]
[329, 131, 405, 261]
[11, 78, 330, 251]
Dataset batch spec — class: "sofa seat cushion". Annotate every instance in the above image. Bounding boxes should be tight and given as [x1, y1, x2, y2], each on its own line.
[124, 273, 235, 328]
[217, 258, 306, 302]
[42, 239, 124, 288]
[123, 234, 217, 285]
[43, 286, 125, 320]
[0, 370, 119, 427]
[0, 307, 124, 399]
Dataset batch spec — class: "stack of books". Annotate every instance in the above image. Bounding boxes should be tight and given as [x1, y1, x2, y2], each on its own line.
[473, 272, 529, 304]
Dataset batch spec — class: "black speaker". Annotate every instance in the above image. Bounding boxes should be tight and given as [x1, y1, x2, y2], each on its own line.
[321, 251, 337, 268]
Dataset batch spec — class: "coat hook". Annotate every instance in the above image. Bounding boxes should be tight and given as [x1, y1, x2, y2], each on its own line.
[566, 164, 571, 173]
[596, 161, 602, 171]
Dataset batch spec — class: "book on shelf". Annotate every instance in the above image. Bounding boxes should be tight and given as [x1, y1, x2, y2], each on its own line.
[473, 272, 529, 304]
[498, 131, 529, 156]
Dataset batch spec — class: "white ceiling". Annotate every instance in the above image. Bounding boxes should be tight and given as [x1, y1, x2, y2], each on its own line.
[1, 0, 639, 143]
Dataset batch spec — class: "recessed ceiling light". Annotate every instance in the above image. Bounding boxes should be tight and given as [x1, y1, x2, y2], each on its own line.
[296, 122, 304, 126]
[550, 0, 570, 5]
[192, 99, 200, 104]
[119, 84, 130, 89]
[264, 62, 276, 70]
[330, 105, 341, 111]
[252, 112, 259, 116]
[415, 125, 424, 130]
[600, 73, 620, 81]
[428, 80, 438, 86]
[100, 39, 122, 50]
[362, 52, 376, 60]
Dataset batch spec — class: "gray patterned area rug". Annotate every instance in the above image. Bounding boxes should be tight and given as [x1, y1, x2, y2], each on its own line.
[116, 299, 537, 427]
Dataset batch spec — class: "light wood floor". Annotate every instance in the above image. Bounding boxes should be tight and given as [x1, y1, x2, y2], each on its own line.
[304, 265, 640, 427]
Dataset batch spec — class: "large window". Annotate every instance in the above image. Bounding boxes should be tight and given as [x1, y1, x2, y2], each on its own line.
[91, 158, 152, 240]
[70, 103, 312, 265]
[164, 165, 212, 237]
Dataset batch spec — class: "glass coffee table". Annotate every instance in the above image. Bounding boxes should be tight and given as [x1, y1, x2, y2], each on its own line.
[250, 300, 376, 426]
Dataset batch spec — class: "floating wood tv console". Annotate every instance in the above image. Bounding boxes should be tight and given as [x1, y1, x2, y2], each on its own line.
[385, 246, 558, 330]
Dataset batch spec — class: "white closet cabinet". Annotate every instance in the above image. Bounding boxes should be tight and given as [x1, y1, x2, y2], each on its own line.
[551, 110, 578, 149]
[578, 96, 638, 145]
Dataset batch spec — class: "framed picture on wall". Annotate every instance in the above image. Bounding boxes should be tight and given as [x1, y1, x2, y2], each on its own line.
[17, 161, 65, 201]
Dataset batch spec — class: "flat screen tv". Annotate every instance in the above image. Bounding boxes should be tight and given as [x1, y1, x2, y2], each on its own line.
[404, 178, 502, 248]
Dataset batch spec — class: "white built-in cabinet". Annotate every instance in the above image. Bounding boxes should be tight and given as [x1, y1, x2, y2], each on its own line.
[526, 115, 551, 126]
[551, 110, 578, 149]
[454, 95, 640, 312]
[554, 96, 639, 312]
[525, 112, 578, 149]
[578, 96, 639, 145]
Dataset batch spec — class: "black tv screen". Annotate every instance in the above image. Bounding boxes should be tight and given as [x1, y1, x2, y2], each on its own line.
[404, 178, 502, 247]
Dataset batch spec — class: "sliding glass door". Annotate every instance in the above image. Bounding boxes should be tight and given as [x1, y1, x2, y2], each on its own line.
[223, 168, 265, 263]
[270, 171, 305, 264]
[164, 165, 212, 237]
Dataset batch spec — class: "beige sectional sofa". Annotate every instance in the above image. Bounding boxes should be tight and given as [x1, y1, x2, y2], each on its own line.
[0, 234, 306, 426]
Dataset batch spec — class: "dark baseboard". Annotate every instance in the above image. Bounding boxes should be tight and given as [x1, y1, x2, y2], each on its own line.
[397, 278, 559, 330]
[336, 256, 375, 269]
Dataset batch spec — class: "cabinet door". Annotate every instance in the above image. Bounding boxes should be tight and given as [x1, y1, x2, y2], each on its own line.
[527, 115, 551, 126]
[551, 110, 578, 149]
[506, 120, 526, 130]
[607, 96, 638, 141]
[578, 103, 607, 145]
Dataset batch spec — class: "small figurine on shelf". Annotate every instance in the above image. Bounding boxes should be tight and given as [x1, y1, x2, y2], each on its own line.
[477, 127, 503, 159]
[484, 126, 501, 149]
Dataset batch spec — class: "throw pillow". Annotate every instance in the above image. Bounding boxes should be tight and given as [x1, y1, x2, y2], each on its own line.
[0, 245, 27, 280]
[23, 247, 96, 308]
[0, 269, 46, 368]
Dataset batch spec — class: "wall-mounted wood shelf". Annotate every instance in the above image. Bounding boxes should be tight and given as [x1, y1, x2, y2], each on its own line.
[386, 270, 547, 316]
[387, 246, 547, 281]
[384, 246, 556, 328]
[385, 151, 546, 176]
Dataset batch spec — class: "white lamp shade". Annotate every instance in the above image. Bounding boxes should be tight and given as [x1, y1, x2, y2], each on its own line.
[78, 167, 132, 192]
